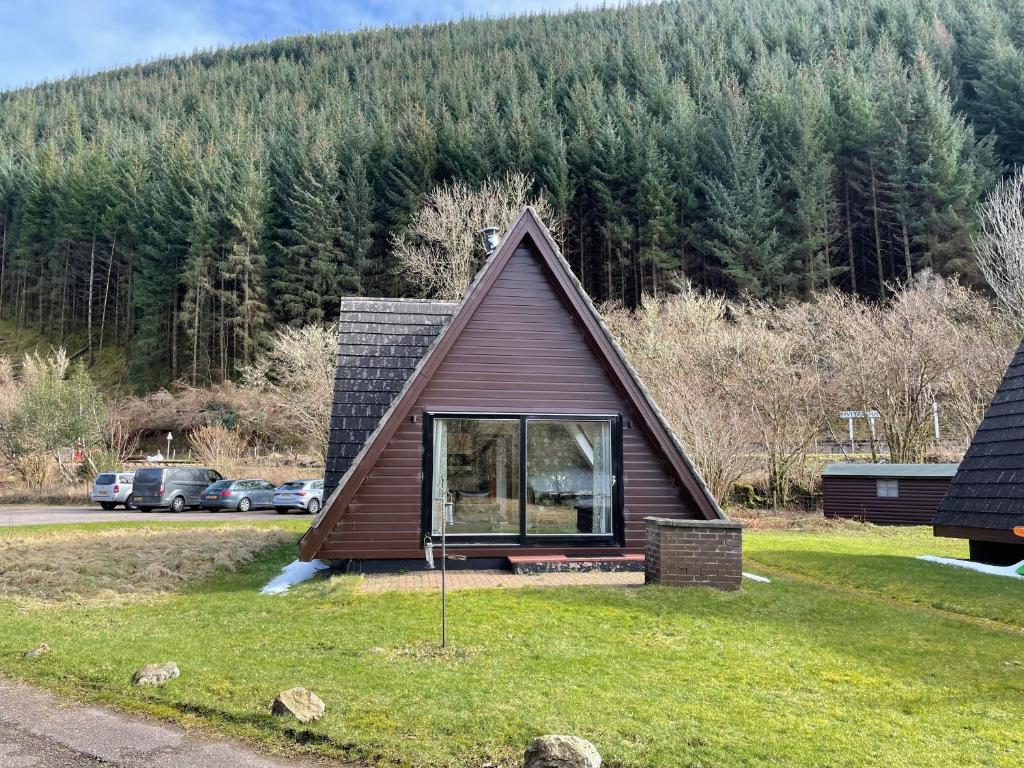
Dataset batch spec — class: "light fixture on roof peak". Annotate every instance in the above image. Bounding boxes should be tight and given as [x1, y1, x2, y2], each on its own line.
[480, 226, 500, 255]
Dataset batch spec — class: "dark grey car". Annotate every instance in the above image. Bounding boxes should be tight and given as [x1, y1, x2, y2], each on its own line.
[199, 479, 276, 512]
[133, 466, 223, 512]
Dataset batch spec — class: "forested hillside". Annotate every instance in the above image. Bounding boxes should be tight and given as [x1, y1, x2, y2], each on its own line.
[0, 0, 1022, 390]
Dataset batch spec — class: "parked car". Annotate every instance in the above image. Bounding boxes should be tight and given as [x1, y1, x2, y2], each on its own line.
[133, 466, 223, 512]
[272, 479, 324, 515]
[91, 472, 136, 510]
[199, 478, 277, 512]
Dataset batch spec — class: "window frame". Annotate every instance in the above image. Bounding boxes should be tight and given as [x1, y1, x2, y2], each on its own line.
[876, 478, 899, 498]
[421, 411, 625, 547]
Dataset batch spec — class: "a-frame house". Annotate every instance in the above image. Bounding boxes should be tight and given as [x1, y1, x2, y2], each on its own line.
[300, 208, 722, 565]
[934, 339, 1024, 564]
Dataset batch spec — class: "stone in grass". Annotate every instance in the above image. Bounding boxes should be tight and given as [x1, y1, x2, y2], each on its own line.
[271, 687, 325, 723]
[24, 643, 50, 658]
[132, 661, 180, 686]
[524, 735, 601, 768]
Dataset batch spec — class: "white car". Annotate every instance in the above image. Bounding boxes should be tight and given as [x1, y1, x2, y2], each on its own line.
[91, 472, 136, 510]
[273, 479, 324, 515]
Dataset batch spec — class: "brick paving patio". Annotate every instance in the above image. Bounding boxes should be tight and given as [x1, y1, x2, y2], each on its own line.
[357, 568, 644, 593]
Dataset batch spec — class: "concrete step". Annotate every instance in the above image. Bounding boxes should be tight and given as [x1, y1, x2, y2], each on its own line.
[507, 553, 644, 575]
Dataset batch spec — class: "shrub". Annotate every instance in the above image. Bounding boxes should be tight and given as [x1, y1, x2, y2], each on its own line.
[188, 424, 249, 474]
[0, 349, 106, 487]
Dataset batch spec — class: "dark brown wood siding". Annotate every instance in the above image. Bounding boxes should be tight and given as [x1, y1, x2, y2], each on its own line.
[822, 476, 951, 525]
[318, 243, 698, 560]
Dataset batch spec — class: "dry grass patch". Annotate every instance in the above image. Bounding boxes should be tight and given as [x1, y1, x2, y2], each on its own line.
[0, 526, 295, 605]
[728, 506, 882, 532]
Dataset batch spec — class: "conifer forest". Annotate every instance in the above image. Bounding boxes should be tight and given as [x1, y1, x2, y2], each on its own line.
[0, 0, 1022, 389]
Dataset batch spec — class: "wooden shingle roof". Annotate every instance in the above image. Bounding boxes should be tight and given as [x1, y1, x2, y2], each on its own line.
[324, 298, 457, 497]
[935, 339, 1024, 533]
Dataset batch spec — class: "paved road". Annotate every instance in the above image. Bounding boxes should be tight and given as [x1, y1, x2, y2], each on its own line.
[0, 505, 308, 526]
[0, 678, 340, 767]
[1, 722, 107, 767]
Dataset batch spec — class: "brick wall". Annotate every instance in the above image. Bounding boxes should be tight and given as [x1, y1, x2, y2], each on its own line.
[645, 517, 744, 590]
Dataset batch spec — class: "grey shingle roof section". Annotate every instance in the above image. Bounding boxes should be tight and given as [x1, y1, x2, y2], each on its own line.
[935, 339, 1024, 531]
[324, 297, 457, 497]
[823, 463, 959, 479]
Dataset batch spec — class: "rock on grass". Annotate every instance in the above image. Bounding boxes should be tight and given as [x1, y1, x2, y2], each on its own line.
[132, 661, 180, 686]
[524, 735, 601, 768]
[271, 687, 325, 723]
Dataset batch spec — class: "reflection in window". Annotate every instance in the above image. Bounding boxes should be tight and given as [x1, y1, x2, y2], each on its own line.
[431, 418, 520, 534]
[526, 420, 612, 535]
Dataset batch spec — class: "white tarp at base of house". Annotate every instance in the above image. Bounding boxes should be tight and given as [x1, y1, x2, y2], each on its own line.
[742, 572, 771, 583]
[917, 555, 1024, 580]
[261, 559, 330, 594]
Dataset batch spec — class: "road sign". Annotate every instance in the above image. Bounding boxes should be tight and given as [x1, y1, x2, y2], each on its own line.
[838, 410, 880, 419]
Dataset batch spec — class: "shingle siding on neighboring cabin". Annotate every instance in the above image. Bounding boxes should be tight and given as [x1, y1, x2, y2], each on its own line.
[324, 299, 456, 498]
[316, 242, 701, 560]
[935, 340, 1024, 541]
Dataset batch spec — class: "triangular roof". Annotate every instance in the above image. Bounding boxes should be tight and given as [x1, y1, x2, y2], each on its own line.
[301, 208, 722, 559]
[936, 338, 1024, 533]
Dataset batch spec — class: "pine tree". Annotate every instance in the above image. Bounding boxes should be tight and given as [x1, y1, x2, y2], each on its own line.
[970, 35, 1024, 170]
[698, 80, 790, 298]
[336, 151, 373, 301]
[222, 142, 271, 368]
[277, 127, 345, 325]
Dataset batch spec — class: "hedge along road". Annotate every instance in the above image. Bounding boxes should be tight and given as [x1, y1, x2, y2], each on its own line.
[0, 506, 305, 526]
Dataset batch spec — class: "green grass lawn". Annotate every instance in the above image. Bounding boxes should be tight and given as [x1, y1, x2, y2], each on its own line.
[0, 521, 1020, 767]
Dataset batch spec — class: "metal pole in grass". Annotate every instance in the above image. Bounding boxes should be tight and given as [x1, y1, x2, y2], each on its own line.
[441, 504, 448, 648]
[424, 496, 454, 648]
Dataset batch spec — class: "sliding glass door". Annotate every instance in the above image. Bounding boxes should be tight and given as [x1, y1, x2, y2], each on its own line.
[430, 418, 520, 535]
[525, 419, 613, 536]
[427, 414, 619, 542]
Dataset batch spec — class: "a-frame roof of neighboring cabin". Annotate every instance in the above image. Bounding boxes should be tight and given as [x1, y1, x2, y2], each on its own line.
[301, 207, 723, 560]
[935, 338, 1024, 538]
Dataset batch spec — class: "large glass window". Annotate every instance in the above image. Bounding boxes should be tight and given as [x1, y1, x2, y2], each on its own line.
[526, 420, 613, 535]
[429, 415, 616, 539]
[431, 418, 520, 535]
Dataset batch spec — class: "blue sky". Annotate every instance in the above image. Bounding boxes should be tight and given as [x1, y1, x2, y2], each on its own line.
[1, 0, 609, 91]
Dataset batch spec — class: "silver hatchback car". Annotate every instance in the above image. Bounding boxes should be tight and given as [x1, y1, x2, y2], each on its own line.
[91, 472, 136, 510]
[272, 479, 324, 515]
[199, 478, 276, 512]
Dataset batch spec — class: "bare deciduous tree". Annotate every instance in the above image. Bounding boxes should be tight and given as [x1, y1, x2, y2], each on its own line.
[820, 273, 1015, 462]
[606, 287, 758, 504]
[188, 423, 248, 475]
[609, 274, 1016, 508]
[394, 171, 561, 300]
[975, 167, 1024, 330]
[241, 323, 336, 460]
[740, 302, 831, 508]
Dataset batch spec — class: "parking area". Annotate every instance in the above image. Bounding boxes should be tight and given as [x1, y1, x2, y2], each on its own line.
[0, 505, 304, 526]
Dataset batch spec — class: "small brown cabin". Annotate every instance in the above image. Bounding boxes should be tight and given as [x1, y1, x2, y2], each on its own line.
[822, 463, 958, 526]
[934, 339, 1024, 565]
[300, 208, 722, 566]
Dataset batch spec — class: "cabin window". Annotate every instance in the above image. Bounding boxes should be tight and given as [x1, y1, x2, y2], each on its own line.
[525, 420, 613, 535]
[431, 418, 521, 535]
[876, 479, 899, 498]
[426, 414, 621, 542]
